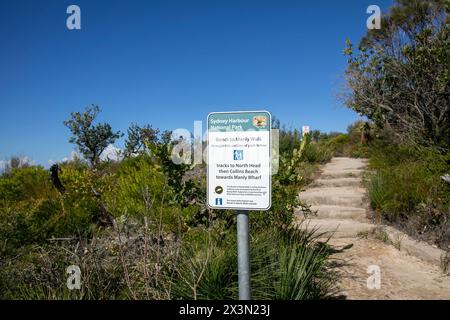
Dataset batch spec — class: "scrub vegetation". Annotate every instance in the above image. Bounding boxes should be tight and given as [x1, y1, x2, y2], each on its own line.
[0, 108, 338, 300]
[1, 0, 448, 300]
[343, 0, 450, 249]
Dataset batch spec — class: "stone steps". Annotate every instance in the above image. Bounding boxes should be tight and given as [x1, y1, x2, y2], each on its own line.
[300, 187, 366, 207]
[297, 158, 371, 238]
[311, 177, 361, 188]
[320, 169, 365, 179]
[296, 157, 450, 297]
[309, 205, 367, 220]
[296, 218, 374, 238]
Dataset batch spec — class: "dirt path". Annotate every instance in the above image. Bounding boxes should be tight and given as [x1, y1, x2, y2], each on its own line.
[297, 157, 450, 300]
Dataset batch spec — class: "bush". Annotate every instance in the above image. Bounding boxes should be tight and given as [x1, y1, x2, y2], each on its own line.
[104, 156, 198, 234]
[323, 131, 370, 159]
[170, 226, 336, 300]
[0, 166, 55, 202]
[366, 145, 450, 247]
[104, 156, 167, 217]
[170, 235, 237, 300]
[0, 164, 103, 257]
[302, 141, 333, 164]
[0, 120, 339, 300]
[0, 205, 29, 256]
[0, 241, 127, 300]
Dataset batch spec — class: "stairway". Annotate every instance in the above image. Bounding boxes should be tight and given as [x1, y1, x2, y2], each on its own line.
[297, 157, 373, 238]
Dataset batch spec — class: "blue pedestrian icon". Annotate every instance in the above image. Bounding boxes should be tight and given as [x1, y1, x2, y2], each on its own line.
[233, 150, 243, 160]
[215, 198, 223, 206]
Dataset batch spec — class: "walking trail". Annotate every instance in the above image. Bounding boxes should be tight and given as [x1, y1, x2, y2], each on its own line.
[297, 157, 450, 300]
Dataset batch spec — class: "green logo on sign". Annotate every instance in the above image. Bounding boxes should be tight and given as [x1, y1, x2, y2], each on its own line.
[215, 186, 224, 194]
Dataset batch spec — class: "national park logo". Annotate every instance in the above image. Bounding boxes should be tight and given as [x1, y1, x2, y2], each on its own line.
[252, 115, 267, 128]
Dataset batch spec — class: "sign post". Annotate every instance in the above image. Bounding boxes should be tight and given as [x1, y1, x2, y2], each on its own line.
[236, 210, 250, 300]
[207, 111, 272, 300]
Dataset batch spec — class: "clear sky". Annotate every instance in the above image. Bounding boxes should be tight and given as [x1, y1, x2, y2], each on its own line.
[0, 0, 394, 166]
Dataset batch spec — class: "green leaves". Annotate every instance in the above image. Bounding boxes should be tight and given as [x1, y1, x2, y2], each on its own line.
[344, 0, 450, 149]
[343, 39, 353, 57]
[171, 226, 335, 300]
[124, 123, 160, 156]
[64, 105, 123, 166]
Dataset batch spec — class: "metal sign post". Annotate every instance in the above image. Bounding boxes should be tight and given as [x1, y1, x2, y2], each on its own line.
[236, 210, 250, 300]
[206, 111, 272, 300]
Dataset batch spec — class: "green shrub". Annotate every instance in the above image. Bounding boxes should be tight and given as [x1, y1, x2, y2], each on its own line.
[325, 134, 350, 155]
[274, 239, 332, 299]
[104, 156, 166, 217]
[0, 241, 127, 300]
[302, 141, 332, 164]
[0, 164, 104, 257]
[170, 226, 336, 300]
[0, 166, 55, 202]
[366, 145, 450, 246]
[0, 205, 30, 256]
[367, 162, 438, 217]
[239, 227, 330, 299]
[170, 237, 237, 300]
[367, 172, 388, 213]
[104, 156, 198, 234]
[0, 122, 339, 300]
[323, 132, 370, 158]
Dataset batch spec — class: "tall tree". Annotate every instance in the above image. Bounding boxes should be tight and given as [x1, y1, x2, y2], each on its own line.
[64, 105, 122, 166]
[344, 0, 450, 148]
[124, 123, 160, 156]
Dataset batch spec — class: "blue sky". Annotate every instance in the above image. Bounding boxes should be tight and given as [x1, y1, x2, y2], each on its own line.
[0, 0, 394, 166]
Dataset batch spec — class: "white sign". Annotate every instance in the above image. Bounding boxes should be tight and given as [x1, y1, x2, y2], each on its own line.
[207, 111, 272, 210]
[302, 125, 310, 136]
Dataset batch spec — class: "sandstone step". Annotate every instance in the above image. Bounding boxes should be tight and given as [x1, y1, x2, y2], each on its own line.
[296, 218, 374, 238]
[323, 163, 367, 171]
[312, 177, 361, 188]
[320, 169, 365, 179]
[300, 187, 366, 207]
[328, 157, 368, 166]
[323, 164, 367, 171]
[301, 195, 364, 207]
[308, 205, 367, 219]
[300, 186, 366, 194]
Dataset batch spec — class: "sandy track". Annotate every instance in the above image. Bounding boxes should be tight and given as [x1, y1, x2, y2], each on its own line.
[297, 157, 450, 300]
